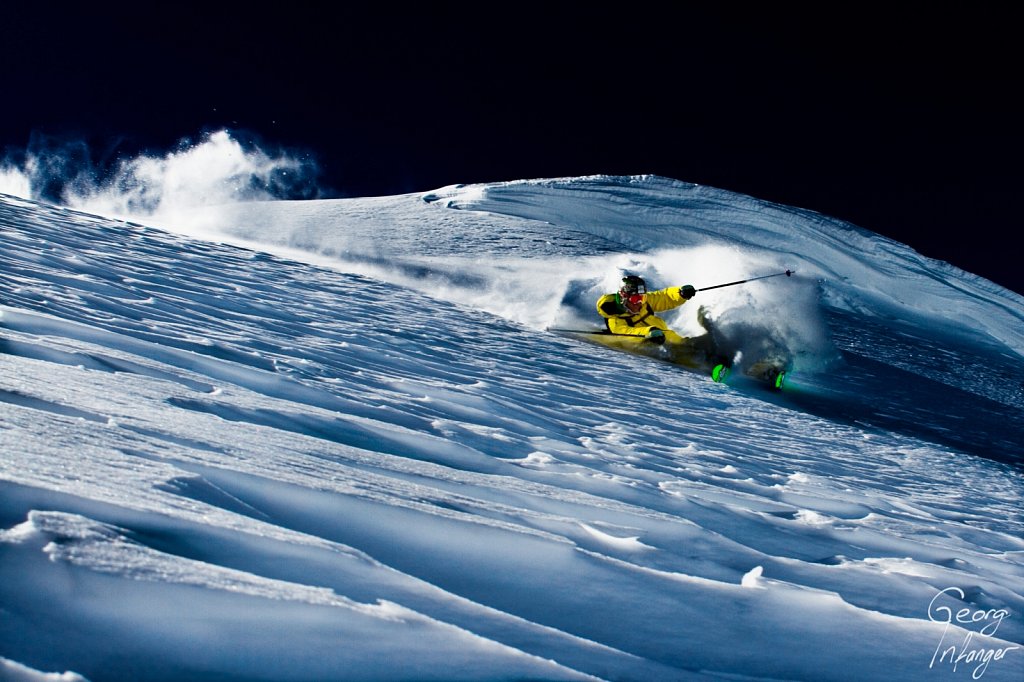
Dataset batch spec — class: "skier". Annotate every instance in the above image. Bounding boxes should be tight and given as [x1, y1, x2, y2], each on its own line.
[596, 275, 697, 344]
[595, 274, 730, 378]
[586, 273, 790, 387]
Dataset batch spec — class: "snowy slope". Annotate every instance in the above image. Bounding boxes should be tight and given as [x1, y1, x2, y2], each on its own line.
[1, 177, 1022, 681]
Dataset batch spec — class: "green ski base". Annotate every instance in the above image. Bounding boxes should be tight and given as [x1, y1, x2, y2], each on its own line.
[711, 363, 730, 383]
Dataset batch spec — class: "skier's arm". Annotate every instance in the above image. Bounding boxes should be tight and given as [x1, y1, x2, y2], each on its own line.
[607, 316, 657, 337]
[645, 286, 695, 312]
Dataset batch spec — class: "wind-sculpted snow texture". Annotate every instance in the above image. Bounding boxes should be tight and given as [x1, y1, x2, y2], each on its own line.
[1, 177, 1022, 681]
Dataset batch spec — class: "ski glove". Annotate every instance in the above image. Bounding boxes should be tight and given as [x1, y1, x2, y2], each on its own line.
[646, 329, 666, 344]
[680, 285, 696, 300]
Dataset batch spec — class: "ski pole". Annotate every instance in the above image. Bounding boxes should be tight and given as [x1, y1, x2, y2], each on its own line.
[546, 328, 640, 337]
[697, 269, 794, 292]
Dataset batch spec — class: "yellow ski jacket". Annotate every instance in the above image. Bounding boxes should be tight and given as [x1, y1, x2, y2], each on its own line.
[596, 286, 691, 343]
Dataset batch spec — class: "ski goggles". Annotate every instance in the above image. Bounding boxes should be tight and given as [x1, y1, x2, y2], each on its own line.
[618, 292, 645, 307]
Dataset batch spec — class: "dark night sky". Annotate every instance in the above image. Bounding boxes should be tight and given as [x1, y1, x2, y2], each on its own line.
[3, 4, 1021, 294]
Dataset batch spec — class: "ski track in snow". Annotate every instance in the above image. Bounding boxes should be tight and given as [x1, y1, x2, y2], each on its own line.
[1, 181, 1023, 681]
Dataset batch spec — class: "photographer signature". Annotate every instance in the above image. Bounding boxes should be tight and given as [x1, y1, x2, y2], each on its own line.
[928, 586, 1018, 679]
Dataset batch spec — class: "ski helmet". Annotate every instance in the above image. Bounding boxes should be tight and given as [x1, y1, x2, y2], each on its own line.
[618, 275, 647, 311]
[619, 275, 647, 297]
